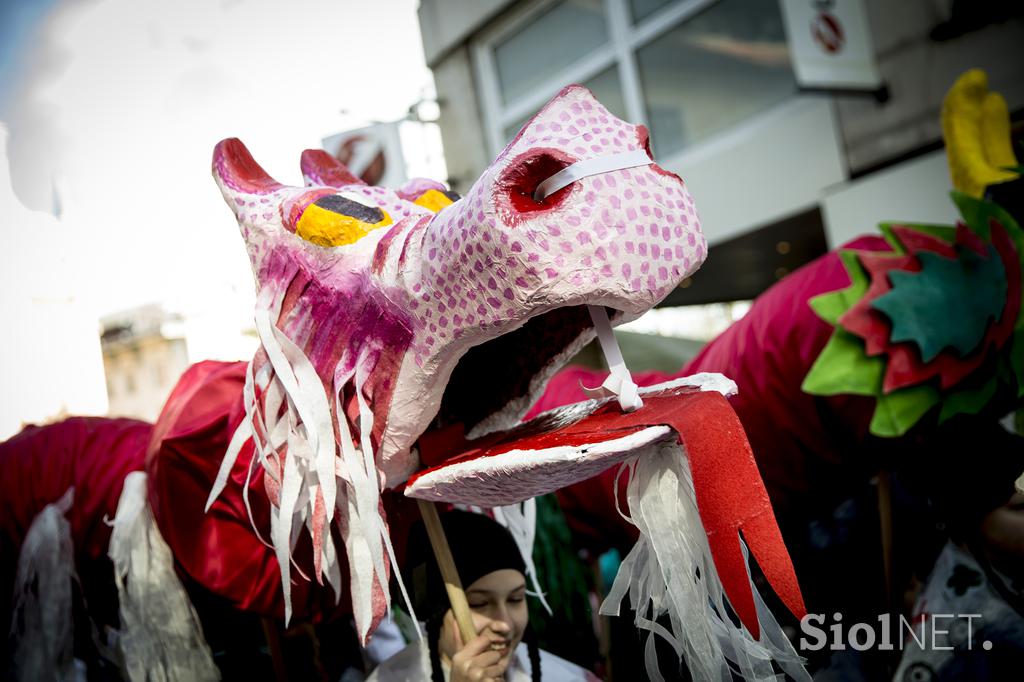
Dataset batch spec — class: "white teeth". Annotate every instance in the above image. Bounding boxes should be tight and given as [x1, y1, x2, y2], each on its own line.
[583, 305, 643, 412]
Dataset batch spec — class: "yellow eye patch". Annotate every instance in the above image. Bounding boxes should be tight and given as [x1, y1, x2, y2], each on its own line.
[413, 189, 461, 213]
[295, 195, 393, 247]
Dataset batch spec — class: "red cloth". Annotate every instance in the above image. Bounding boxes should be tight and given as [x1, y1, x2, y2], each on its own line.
[535, 237, 892, 553]
[0, 416, 150, 627]
[145, 360, 350, 623]
[679, 237, 891, 517]
[0, 236, 900, 628]
[0, 359, 387, 629]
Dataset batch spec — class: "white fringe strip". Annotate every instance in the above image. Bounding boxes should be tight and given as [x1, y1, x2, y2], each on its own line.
[206, 292, 416, 642]
[582, 305, 642, 412]
[600, 443, 809, 682]
[7, 488, 77, 682]
[492, 499, 552, 615]
[109, 472, 220, 682]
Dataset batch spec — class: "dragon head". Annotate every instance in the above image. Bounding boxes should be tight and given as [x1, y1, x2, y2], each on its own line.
[211, 84, 705, 634]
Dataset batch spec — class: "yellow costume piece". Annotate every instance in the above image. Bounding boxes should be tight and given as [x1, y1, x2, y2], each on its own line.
[941, 69, 1019, 198]
[296, 202, 393, 248]
[413, 189, 455, 213]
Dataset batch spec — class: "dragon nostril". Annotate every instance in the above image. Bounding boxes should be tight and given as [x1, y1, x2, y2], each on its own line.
[634, 125, 680, 182]
[499, 148, 576, 215]
[636, 125, 654, 159]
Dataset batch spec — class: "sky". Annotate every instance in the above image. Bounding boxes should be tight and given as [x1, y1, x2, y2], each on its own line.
[0, 0, 439, 433]
[2, 0, 436, 315]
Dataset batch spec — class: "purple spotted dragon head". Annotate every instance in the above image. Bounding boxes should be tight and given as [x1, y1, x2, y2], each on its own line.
[211, 85, 706, 637]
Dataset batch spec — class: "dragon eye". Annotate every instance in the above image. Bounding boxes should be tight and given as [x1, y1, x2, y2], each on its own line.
[295, 193, 393, 247]
[413, 189, 461, 213]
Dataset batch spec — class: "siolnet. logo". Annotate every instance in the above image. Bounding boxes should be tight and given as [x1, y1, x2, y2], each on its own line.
[799, 612, 991, 652]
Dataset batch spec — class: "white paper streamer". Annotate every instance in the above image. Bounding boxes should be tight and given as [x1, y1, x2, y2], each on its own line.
[533, 149, 653, 201]
[255, 307, 337, 523]
[108, 473, 220, 682]
[600, 443, 808, 682]
[333, 360, 394, 642]
[582, 305, 643, 412]
[492, 500, 552, 615]
[205, 294, 410, 640]
[205, 418, 252, 513]
[355, 358, 424, 640]
[7, 488, 76, 682]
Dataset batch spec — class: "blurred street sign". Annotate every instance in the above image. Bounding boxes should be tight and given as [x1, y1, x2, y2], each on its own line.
[779, 0, 883, 91]
[322, 121, 408, 187]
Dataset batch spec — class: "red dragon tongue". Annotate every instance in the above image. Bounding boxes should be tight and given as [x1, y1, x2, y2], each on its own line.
[573, 389, 807, 635]
[672, 391, 807, 637]
[410, 386, 805, 637]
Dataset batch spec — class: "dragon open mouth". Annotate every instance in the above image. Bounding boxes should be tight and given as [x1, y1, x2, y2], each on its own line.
[417, 305, 621, 458]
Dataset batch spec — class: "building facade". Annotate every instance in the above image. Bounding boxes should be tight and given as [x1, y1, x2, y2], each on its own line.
[418, 0, 1024, 304]
[101, 305, 190, 421]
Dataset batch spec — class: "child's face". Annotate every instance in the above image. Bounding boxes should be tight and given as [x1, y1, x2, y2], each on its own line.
[440, 568, 529, 662]
[980, 491, 1024, 580]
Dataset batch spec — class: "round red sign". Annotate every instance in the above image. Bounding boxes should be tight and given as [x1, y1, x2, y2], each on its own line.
[811, 12, 844, 54]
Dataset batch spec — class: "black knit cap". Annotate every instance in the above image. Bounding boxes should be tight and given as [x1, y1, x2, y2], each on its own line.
[404, 510, 526, 619]
[925, 421, 1024, 540]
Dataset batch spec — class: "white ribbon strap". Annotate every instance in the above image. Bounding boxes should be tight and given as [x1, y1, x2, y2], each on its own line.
[533, 149, 653, 201]
[583, 305, 643, 412]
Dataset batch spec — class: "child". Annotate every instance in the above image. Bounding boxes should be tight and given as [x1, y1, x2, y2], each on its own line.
[893, 424, 1024, 680]
[367, 510, 598, 681]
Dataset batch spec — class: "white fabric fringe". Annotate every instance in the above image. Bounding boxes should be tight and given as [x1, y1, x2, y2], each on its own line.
[600, 442, 809, 682]
[108, 472, 220, 682]
[7, 488, 77, 682]
[492, 499, 552, 615]
[582, 305, 643, 412]
[207, 290, 407, 642]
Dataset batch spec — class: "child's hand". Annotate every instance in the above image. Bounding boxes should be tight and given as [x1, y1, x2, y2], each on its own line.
[448, 619, 513, 682]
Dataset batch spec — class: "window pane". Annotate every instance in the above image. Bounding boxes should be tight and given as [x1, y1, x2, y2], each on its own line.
[494, 0, 609, 106]
[635, 0, 794, 157]
[503, 114, 532, 143]
[629, 0, 672, 23]
[582, 65, 627, 121]
[502, 66, 626, 143]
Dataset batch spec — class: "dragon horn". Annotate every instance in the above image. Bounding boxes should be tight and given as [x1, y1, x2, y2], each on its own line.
[300, 149, 366, 188]
[212, 138, 286, 197]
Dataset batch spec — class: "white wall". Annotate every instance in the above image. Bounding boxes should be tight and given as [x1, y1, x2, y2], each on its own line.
[820, 149, 959, 249]
[419, 0, 515, 65]
[662, 96, 846, 245]
[837, 0, 1024, 173]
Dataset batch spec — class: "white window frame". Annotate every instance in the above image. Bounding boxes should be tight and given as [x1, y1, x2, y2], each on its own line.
[471, 0, 791, 160]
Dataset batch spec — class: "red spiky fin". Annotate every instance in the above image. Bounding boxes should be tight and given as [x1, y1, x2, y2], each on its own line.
[667, 391, 806, 638]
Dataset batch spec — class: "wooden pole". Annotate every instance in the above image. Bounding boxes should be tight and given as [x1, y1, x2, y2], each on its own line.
[417, 499, 478, 644]
[261, 617, 289, 682]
